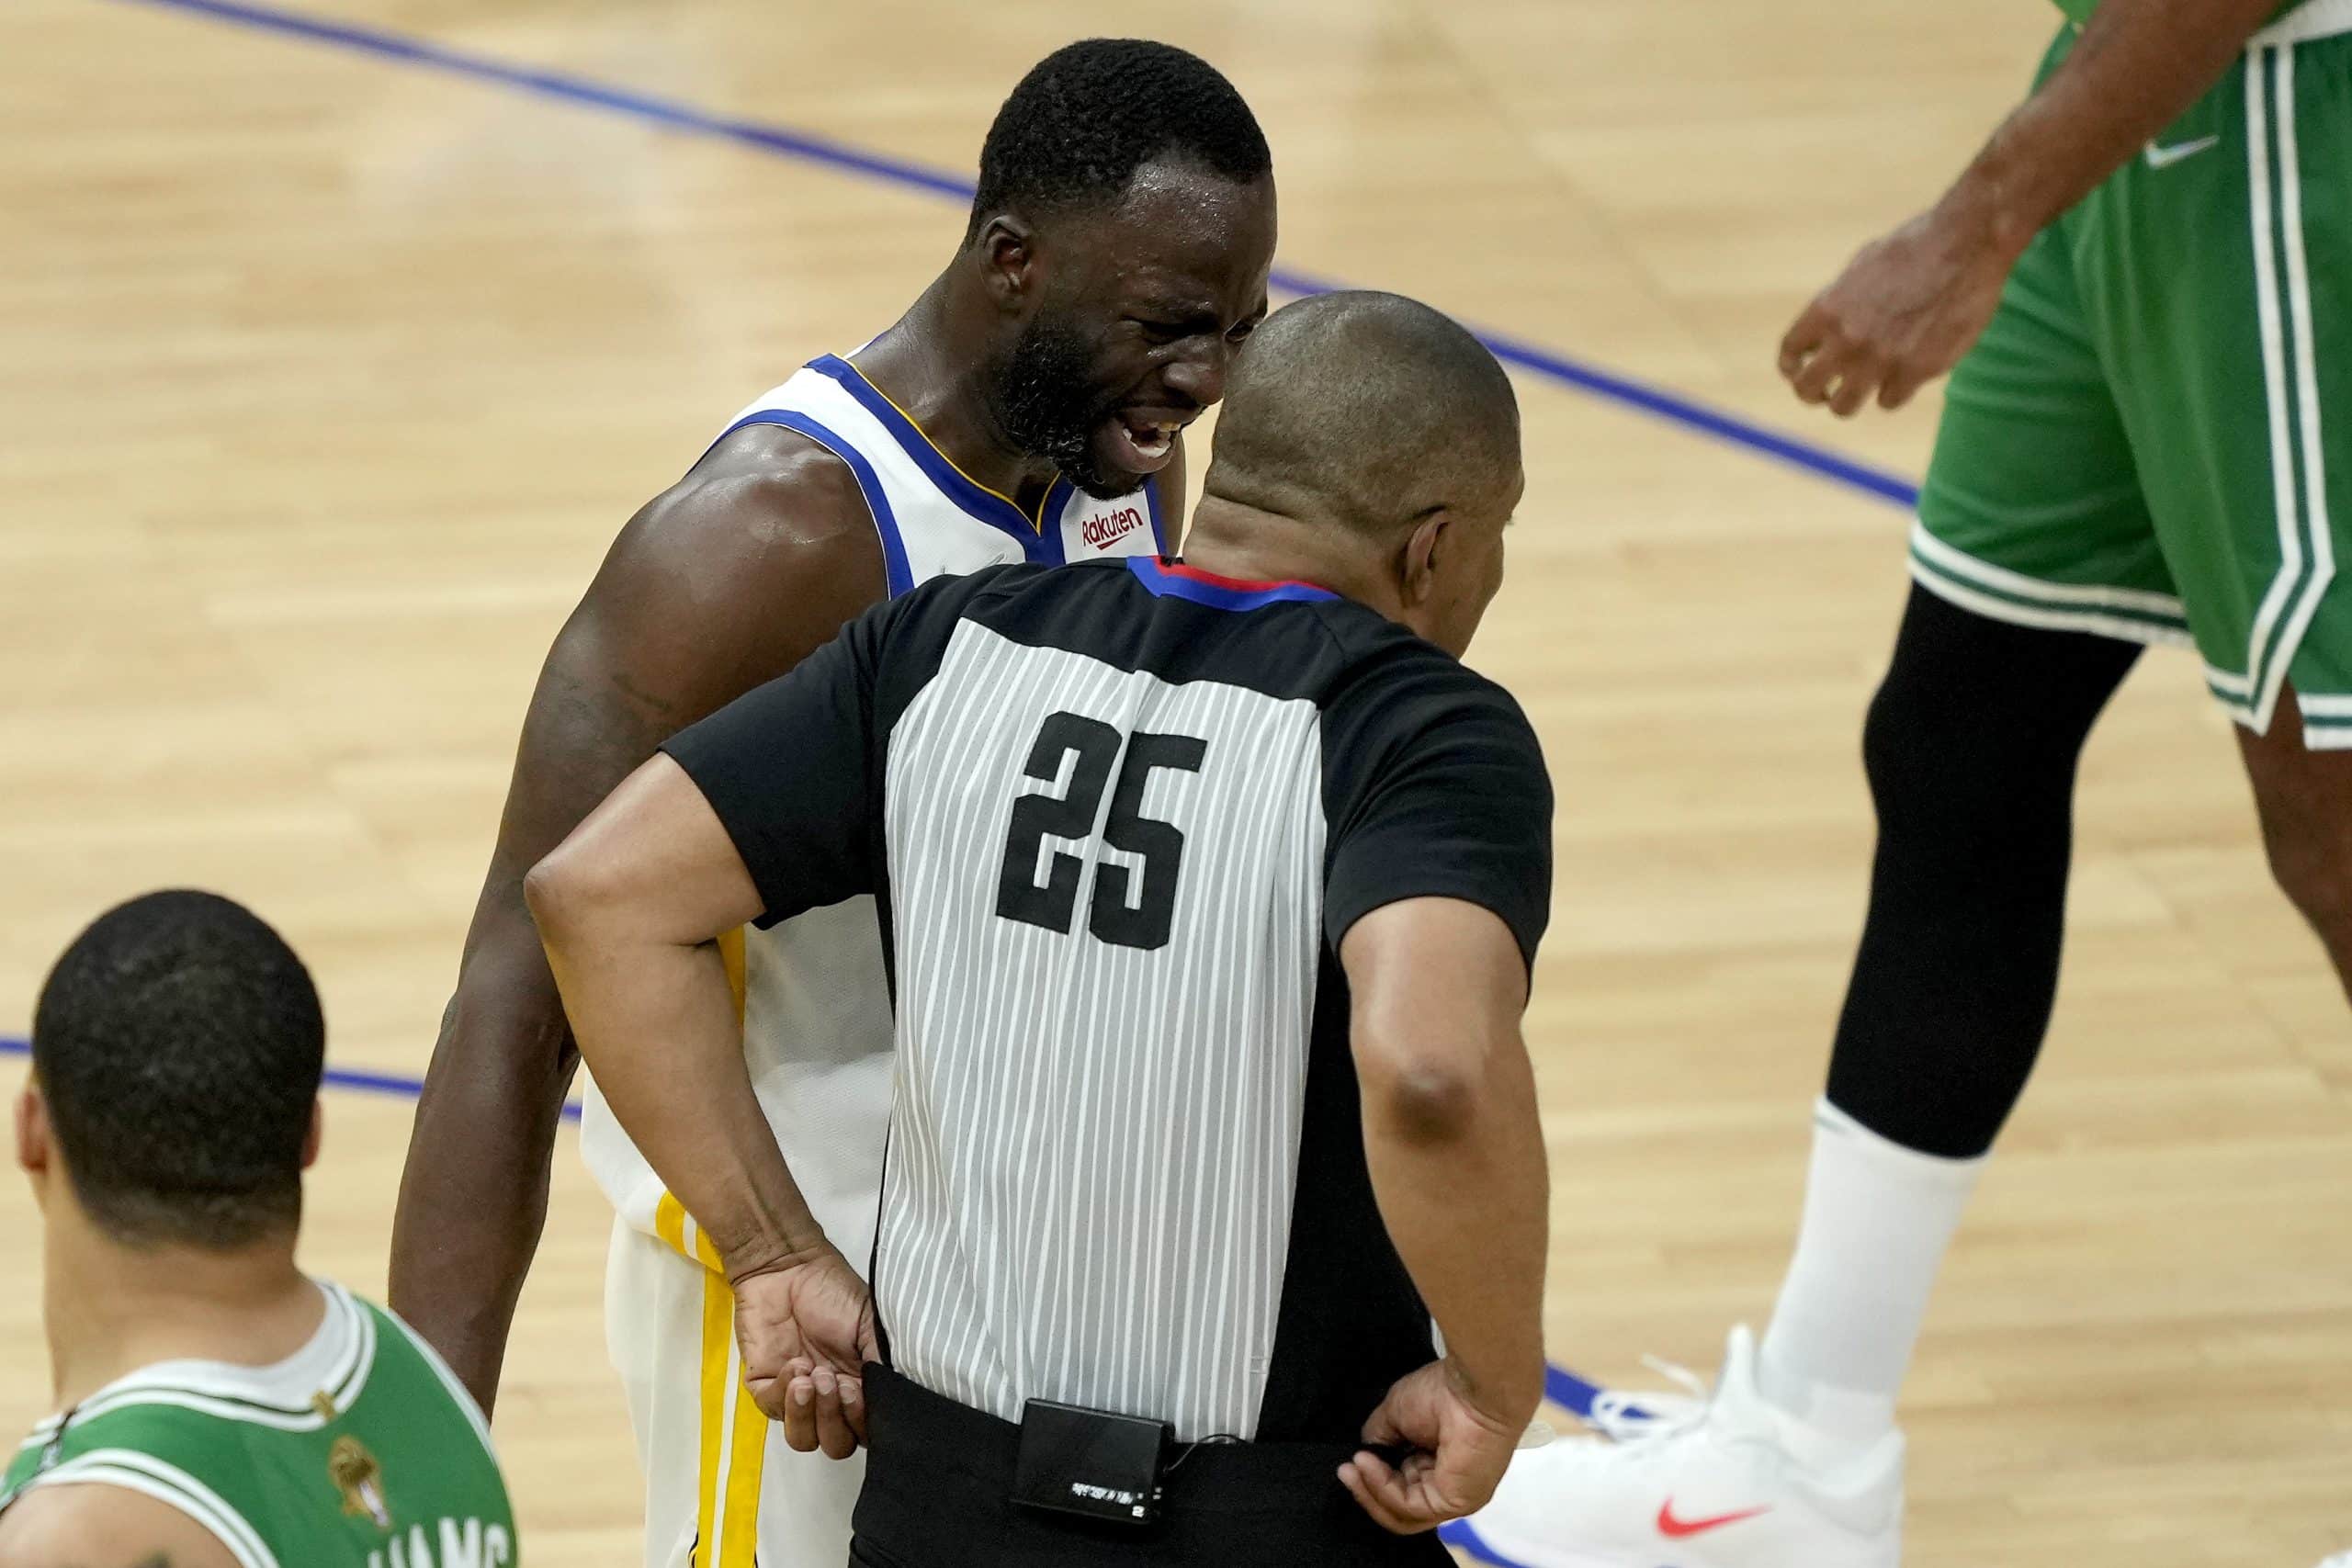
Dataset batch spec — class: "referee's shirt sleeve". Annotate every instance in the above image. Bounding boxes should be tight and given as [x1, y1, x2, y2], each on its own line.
[659, 604, 888, 930]
[1321, 652, 1555, 969]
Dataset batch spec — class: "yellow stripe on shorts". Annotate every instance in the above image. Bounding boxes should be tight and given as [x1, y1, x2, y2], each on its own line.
[688, 1257, 769, 1568]
[655, 1191, 689, 1258]
[719, 1348, 768, 1568]
[675, 925, 765, 1564]
[695, 1266, 732, 1565]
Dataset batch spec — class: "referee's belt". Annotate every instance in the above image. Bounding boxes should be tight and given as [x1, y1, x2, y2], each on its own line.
[852, 1362, 1452, 1566]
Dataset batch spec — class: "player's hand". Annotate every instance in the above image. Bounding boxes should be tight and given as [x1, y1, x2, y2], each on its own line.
[1779, 197, 2021, 416]
[729, 1248, 878, 1459]
[1338, 1357, 1529, 1534]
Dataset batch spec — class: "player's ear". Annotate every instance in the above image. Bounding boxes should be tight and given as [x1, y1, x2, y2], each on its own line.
[301, 1100, 323, 1170]
[16, 1079, 49, 1179]
[976, 214, 1041, 309]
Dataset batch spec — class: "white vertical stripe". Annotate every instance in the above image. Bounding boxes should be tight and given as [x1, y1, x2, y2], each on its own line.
[2244, 47, 2305, 723]
[2256, 39, 2335, 734]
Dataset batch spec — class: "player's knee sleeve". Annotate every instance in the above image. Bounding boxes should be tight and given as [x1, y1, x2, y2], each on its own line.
[1860, 588, 2127, 841]
[1827, 587, 2139, 1158]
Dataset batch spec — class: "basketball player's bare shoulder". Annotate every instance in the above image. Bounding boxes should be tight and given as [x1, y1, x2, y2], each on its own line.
[649, 420, 876, 561]
[581, 420, 888, 728]
[620, 421, 884, 637]
[0, 1479, 240, 1568]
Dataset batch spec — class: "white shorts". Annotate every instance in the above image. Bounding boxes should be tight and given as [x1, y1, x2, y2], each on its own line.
[604, 1212, 865, 1568]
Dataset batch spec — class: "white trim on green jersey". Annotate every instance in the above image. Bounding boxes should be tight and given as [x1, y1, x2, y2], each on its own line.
[2253, 0, 2352, 46]
[27, 1449, 280, 1568]
[24, 1281, 374, 1442]
[379, 1306, 500, 1467]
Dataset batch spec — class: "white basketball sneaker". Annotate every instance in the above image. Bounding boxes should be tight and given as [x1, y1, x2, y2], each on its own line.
[1459, 1326, 1904, 1568]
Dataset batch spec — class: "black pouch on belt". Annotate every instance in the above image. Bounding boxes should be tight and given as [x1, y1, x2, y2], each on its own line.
[1009, 1397, 1171, 1530]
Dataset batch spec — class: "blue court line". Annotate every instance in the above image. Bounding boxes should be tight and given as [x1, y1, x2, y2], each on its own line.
[104, 0, 1922, 513]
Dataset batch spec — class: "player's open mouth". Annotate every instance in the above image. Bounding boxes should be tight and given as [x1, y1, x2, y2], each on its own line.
[1102, 409, 1184, 474]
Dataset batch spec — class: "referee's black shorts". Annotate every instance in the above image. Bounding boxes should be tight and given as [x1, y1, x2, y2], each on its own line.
[849, 1364, 1453, 1567]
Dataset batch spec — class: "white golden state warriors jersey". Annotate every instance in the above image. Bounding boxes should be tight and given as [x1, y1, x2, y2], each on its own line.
[579, 352, 1170, 1268]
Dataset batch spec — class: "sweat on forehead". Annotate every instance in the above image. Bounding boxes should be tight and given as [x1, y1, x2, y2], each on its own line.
[1208, 291, 1521, 530]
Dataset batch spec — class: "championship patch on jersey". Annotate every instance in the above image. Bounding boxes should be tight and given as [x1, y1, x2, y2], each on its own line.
[1058, 491, 1155, 558]
[330, 1429, 393, 1529]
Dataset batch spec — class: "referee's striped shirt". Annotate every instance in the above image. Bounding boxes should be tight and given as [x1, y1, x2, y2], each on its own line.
[663, 554, 1552, 1445]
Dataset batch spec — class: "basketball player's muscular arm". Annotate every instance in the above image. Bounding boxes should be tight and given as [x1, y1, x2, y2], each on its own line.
[389, 425, 886, 1412]
[0, 1481, 239, 1568]
[1783, 0, 2280, 414]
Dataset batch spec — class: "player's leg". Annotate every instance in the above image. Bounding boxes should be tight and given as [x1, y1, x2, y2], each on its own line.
[1460, 600, 2142, 1568]
[2239, 695, 2352, 987]
[2062, 24, 2352, 977]
[1763, 100, 2180, 1439]
[2091, 38, 2352, 1566]
[1764, 585, 2142, 1437]
[2239, 700, 2352, 994]
[2200, 35, 2352, 1010]
[604, 1217, 704, 1568]
[1464, 28, 2173, 1562]
[605, 1203, 859, 1568]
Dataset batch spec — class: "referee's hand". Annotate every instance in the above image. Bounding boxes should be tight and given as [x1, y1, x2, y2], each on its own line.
[1339, 1358, 1524, 1534]
[730, 1249, 879, 1460]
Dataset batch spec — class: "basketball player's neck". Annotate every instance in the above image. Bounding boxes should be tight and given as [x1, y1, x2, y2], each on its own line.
[42, 1200, 322, 1410]
[853, 276, 1062, 503]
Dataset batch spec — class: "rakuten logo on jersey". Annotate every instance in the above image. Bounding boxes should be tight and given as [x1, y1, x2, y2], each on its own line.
[1080, 505, 1148, 551]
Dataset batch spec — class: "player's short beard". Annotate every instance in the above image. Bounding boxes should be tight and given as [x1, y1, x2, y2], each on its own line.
[988, 312, 1133, 501]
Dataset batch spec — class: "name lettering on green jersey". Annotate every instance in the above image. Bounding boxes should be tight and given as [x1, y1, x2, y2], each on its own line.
[363, 1517, 513, 1568]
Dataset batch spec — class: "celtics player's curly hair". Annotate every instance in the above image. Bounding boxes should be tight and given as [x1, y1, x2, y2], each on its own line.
[966, 39, 1271, 242]
[32, 890, 324, 1247]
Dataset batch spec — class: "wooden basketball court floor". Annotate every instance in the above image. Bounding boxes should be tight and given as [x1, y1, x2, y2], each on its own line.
[4, 0, 2347, 1562]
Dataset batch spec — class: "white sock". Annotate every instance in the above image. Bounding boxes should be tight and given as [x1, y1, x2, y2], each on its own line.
[1756, 1097, 1985, 1448]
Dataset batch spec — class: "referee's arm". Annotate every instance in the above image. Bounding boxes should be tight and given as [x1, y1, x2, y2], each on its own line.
[524, 751, 817, 1273]
[1338, 897, 1549, 1532]
[525, 611, 892, 1458]
[1320, 669, 1555, 1534]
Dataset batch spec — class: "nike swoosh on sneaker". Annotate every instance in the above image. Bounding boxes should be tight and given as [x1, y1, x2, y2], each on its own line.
[2144, 134, 2221, 170]
[1657, 1501, 1773, 1539]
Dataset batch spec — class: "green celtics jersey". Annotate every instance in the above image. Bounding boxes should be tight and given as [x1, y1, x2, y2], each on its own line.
[1, 1281, 515, 1568]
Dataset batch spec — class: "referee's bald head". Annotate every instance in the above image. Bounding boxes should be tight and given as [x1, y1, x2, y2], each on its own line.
[1203, 290, 1521, 539]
